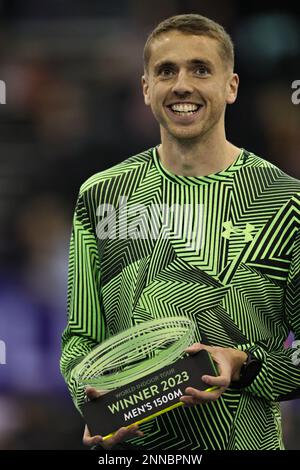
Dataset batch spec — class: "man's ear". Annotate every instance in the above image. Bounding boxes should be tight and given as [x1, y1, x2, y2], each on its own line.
[141, 74, 151, 106]
[226, 73, 239, 105]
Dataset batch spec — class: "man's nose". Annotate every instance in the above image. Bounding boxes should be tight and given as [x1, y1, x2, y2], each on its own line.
[171, 71, 193, 95]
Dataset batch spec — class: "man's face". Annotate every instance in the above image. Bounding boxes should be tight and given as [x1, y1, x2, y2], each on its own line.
[142, 31, 239, 142]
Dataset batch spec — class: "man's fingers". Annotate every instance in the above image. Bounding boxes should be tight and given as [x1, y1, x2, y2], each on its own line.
[112, 426, 134, 442]
[83, 434, 103, 446]
[185, 343, 204, 354]
[179, 396, 197, 407]
[83, 419, 144, 449]
[202, 374, 230, 388]
[85, 386, 106, 400]
[83, 425, 143, 449]
[113, 425, 141, 441]
[184, 343, 212, 355]
[82, 424, 103, 447]
[104, 425, 143, 448]
[181, 386, 224, 404]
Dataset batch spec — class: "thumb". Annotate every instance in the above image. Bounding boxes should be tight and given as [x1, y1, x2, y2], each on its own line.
[185, 343, 211, 355]
[85, 386, 107, 400]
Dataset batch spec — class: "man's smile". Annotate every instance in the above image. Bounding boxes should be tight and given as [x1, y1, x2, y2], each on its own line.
[164, 101, 204, 124]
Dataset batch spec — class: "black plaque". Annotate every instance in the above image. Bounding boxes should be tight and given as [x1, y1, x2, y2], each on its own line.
[83, 350, 218, 438]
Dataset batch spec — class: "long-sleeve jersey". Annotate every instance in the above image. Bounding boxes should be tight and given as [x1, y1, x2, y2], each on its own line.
[60, 146, 300, 450]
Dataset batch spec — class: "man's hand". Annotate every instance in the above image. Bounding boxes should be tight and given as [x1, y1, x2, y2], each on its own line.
[82, 387, 144, 449]
[180, 343, 247, 407]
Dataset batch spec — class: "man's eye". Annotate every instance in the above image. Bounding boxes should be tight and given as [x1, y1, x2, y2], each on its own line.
[159, 68, 174, 77]
[195, 66, 209, 76]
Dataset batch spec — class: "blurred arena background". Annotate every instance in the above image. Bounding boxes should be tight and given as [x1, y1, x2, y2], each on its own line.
[0, 0, 299, 450]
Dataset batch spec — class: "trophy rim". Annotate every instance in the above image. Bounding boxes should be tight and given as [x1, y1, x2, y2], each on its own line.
[74, 316, 196, 391]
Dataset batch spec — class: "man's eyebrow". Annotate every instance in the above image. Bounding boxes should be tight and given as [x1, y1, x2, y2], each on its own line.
[153, 59, 213, 72]
[189, 59, 213, 67]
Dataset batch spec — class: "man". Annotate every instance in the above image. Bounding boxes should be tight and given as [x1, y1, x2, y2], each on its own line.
[60, 14, 300, 450]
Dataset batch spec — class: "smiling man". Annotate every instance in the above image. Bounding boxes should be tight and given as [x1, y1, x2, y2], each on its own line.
[61, 14, 300, 450]
[142, 28, 240, 176]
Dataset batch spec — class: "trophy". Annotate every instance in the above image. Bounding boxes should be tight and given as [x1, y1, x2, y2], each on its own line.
[74, 316, 218, 439]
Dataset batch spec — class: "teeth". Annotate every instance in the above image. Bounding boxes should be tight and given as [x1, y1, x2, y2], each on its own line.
[170, 103, 199, 112]
[176, 111, 196, 116]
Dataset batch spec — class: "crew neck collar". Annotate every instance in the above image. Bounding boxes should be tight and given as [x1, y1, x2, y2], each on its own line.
[152, 145, 248, 186]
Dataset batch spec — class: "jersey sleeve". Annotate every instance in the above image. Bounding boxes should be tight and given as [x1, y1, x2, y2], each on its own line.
[60, 190, 106, 414]
[235, 229, 300, 401]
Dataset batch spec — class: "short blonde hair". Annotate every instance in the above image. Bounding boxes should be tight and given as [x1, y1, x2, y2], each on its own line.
[143, 13, 234, 74]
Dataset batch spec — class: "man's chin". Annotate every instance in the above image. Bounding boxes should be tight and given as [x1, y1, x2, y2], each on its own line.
[166, 128, 203, 142]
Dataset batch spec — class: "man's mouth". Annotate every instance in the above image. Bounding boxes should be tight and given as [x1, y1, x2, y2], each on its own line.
[167, 103, 202, 116]
[164, 102, 204, 123]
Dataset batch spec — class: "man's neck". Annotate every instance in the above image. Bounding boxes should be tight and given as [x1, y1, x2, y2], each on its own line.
[157, 136, 241, 177]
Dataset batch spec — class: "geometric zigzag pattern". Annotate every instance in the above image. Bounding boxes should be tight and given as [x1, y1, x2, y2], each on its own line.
[60, 146, 300, 449]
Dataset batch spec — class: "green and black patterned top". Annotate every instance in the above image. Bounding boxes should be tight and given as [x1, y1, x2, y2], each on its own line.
[61, 146, 300, 450]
